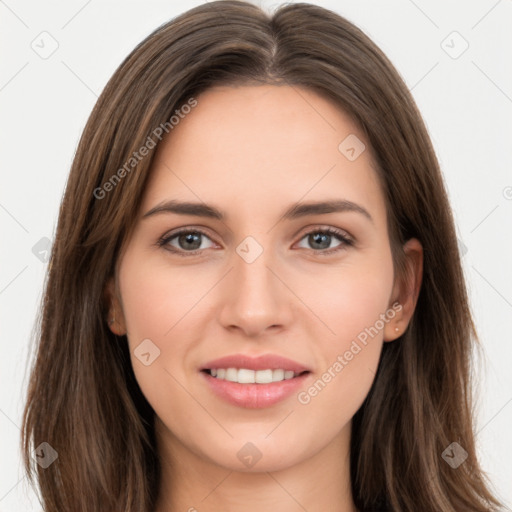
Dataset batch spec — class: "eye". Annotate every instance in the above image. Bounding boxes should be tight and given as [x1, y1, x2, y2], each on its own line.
[157, 226, 353, 257]
[157, 229, 216, 255]
[295, 227, 353, 254]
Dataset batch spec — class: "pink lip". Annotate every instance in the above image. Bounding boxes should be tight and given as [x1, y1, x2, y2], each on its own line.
[201, 354, 311, 373]
[199, 353, 312, 409]
[200, 371, 311, 408]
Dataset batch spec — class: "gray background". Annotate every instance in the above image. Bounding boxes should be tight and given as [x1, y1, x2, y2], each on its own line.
[1, 0, 511, 510]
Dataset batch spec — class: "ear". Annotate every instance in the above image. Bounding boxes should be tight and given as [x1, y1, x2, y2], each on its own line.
[383, 238, 423, 342]
[104, 276, 127, 336]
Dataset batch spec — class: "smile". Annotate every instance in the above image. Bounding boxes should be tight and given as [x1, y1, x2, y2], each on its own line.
[200, 368, 311, 408]
[205, 368, 304, 384]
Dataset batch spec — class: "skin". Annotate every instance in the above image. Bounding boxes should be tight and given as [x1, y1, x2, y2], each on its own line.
[107, 85, 423, 512]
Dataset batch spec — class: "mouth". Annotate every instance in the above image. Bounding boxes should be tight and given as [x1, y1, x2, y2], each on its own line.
[201, 367, 309, 384]
[200, 363, 312, 409]
[199, 353, 313, 408]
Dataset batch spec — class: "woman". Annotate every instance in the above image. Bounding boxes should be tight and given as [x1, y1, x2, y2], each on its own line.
[21, 1, 504, 511]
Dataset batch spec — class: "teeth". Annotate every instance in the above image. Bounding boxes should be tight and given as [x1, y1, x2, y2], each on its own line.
[208, 367, 302, 383]
[226, 368, 238, 382]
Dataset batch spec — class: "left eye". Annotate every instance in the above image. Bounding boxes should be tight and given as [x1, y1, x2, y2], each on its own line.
[296, 228, 352, 252]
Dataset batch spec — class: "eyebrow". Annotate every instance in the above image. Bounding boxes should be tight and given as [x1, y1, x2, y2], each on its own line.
[142, 199, 373, 223]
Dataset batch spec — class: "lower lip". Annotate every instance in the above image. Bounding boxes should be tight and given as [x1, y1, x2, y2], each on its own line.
[200, 371, 311, 409]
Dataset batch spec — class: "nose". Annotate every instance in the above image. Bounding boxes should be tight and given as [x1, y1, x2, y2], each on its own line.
[217, 243, 294, 338]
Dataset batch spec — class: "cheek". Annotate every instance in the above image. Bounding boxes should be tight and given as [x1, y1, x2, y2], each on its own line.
[329, 273, 392, 344]
[302, 250, 394, 347]
[118, 252, 211, 344]
[117, 253, 201, 400]
[299, 253, 394, 416]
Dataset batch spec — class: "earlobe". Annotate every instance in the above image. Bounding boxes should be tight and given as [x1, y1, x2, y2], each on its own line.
[384, 238, 423, 342]
[104, 277, 127, 336]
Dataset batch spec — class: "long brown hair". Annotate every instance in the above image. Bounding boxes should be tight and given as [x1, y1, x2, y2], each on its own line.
[21, 1, 504, 510]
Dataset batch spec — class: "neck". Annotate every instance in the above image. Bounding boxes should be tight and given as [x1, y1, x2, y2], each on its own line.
[153, 418, 358, 512]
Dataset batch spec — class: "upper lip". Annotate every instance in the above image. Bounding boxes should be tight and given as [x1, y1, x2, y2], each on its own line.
[201, 354, 311, 373]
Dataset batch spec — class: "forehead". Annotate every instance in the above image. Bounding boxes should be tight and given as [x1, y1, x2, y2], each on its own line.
[142, 85, 385, 223]
[162, 84, 365, 163]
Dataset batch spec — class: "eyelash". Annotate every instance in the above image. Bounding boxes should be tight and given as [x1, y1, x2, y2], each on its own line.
[156, 226, 354, 257]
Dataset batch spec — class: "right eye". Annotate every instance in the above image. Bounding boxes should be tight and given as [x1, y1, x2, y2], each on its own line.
[157, 229, 218, 256]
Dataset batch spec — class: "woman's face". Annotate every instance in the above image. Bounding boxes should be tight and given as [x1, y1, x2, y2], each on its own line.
[111, 85, 416, 472]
